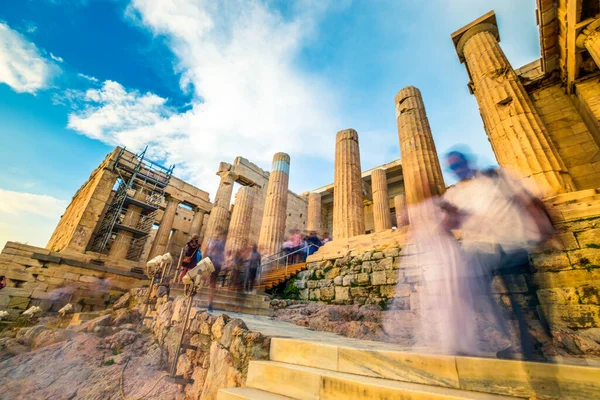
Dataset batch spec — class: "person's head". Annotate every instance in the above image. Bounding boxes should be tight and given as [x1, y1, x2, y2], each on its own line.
[309, 231, 317, 237]
[323, 232, 329, 238]
[188, 233, 200, 247]
[252, 244, 258, 252]
[445, 151, 474, 181]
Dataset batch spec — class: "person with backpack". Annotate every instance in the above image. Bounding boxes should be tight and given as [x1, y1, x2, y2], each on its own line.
[178, 234, 202, 284]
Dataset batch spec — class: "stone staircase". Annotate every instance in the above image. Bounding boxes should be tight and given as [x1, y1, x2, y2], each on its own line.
[259, 262, 308, 291]
[169, 286, 273, 316]
[218, 337, 600, 400]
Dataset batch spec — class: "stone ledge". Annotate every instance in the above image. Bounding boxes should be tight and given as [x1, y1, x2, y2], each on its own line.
[31, 253, 146, 280]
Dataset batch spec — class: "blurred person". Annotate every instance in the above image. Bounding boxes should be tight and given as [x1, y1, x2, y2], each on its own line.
[205, 229, 227, 312]
[245, 244, 261, 293]
[178, 234, 202, 284]
[229, 249, 245, 290]
[306, 231, 322, 256]
[441, 150, 554, 360]
[291, 229, 303, 263]
[0, 275, 5, 290]
[321, 232, 331, 244]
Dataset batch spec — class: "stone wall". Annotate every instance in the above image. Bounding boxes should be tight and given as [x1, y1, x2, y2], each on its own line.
[288, 213, 600, 334]
[529, 84, 600, 190]
[0, 242, 144, 319]
[130, 289, 270, 399]
[47, 150, 117, 253]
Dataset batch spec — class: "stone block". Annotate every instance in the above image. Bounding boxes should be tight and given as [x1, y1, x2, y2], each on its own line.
[295, 280, 306, 289]
[530, 252, 571, 272]
[537, 287, 580, 305]
[577, 284, 600, 304]
[357, 273, 370, 286]
[333, 276, 342, 286]
[317, 279, 332, 288]
[568, 248, 600, 269]
[307, 281, 318, 289]
[309, 288, 320, 301]
[531, 232, 579, 253]
[386, 270, 401, 285]
[324, 267, 340, 280]
[342, 275, 355, 287]
[372, 252, 384, 260]
[52, 270, 80, 281]
[0, 295, 9, 307]
[383, 248, 399, 258]
[392, 283, 412, 298]
[532, 269, 600, 289]
[350, 287, 369, 298]
[371, 271, 387, 286]
[8, 296, 30, 309]
[575, 229, 600, 249]
[541, 304, 600, 329]
[379, 285, 395, 298]
[335, 286, 350, 301]
[377, 258, 393, 271]
[404, 268, 422, 284]
[299, 289, 308, 300]
[398, 254, 419, 269]
[491, 275, 529, 294]
[0, 287, 33, 297]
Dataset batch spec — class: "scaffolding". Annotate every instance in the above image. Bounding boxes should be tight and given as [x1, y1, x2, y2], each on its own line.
[89, 147, 174, 262]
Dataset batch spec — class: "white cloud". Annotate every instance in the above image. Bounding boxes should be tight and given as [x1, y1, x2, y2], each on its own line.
[0, 23, 58, 94]
[78, 72, 99, 82]
[67, 0, 342, 194]
[0, 189, 67, 248]
[50, 52, 64, 63]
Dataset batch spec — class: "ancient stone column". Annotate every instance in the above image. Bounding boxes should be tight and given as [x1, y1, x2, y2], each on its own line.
[109, 203, 142, 260]
[371, 169, 392, 232]
[201, 207, 230, 254]
[577, 20, 600, 69]
[394, 194, 409, 228]
[452, 17, 574, 193]
[189, 208, 206, 237]
[395, 87, 446, 222]
[224, 186, 256, 260]
[149, 196, 179, 259]
[213, 172, 237, 209]
[198, 213, 209, 244]
[333, 129, 365, 240]
[306, 193, 322, 234]
[258, 153, 290, 257]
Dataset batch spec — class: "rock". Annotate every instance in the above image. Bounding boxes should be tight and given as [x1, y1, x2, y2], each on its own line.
[320, 287, 335, 301]
[200, 342, 243, 399]
[112, 309, 140, 326]
[31, 329, 72, 350]
[74, 314, 112, 333]
[333, 276, 343, 286]
[342, 274, 356, 287]
[220, 319, 248, 348]
[335, 287, 350, 301]
[324, 267, 340, 280]
[211, 314, 231, 341]
[112, 292, 131, 310]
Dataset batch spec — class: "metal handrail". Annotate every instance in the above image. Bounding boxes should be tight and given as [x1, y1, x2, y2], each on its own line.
[257, 243, 320, 287]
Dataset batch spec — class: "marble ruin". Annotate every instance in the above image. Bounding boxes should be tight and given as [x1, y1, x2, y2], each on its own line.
[3, 3, 600, 398]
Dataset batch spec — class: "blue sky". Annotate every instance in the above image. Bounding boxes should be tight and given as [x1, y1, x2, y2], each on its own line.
[0, 0, 541, 247]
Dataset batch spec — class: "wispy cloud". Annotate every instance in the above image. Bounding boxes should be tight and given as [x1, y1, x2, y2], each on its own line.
[50, 52, 64, 63]
[66, 0, 342, 194]
[0, 188, 67, 218]
[0, 23, 59, 94]
[77, 72, 99, 82]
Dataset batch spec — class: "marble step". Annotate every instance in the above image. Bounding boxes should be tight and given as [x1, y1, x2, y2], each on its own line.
[546, 189, 599, 205]
[245, 360, 515, 400]
[268, 338, 600, 400]
[218, 387, 294, 400]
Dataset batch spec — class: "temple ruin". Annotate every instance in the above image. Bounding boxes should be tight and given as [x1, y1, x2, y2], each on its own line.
[2, 2, 600, 399]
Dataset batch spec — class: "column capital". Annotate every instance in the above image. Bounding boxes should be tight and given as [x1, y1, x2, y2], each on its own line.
[577, 19, 600, 48]
[217, 171, 238, 181]
[451, 11, 499, 62]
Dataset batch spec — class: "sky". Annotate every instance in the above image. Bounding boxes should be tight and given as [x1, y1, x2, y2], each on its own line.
[0, 0, 541, 248]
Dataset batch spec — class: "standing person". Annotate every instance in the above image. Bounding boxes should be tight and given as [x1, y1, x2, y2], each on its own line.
[205, 229, 226, 312]
[441, 150, 554, 360]
[245, 244, 261, 293]
[306, 231, 322, 256]
[178, 234, 202, 284]
[290, 229, 303, 263]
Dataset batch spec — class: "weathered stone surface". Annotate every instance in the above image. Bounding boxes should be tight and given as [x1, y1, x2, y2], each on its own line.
[541, 304, 600, 328]
[258, 153, 290, 256]
[491, 275, 528, 294]
[335, 287, 350, 301]
[530, 252, 572, 272]
[320, 287, 335, 301]
[371, 271, 387, 286]
[357, 273, 370, 286]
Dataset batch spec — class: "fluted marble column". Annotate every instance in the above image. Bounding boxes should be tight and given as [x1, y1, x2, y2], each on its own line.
[395, 87, 446, 222]
[201, 171, 237, 253]
[189, 208, 206, 237]
[306, 193, 322, 234]
[577, 19, 600, 70]
[149, 196, 179, 259]
[198, 213, 209, 244]
[394, 194, 409, 228]
[333, 129, 365, 240]
[371, 169, 392, 232]
[454, 19, 574, 193]
[258, 153, 290, 257]
[224, 186, 256, 259]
